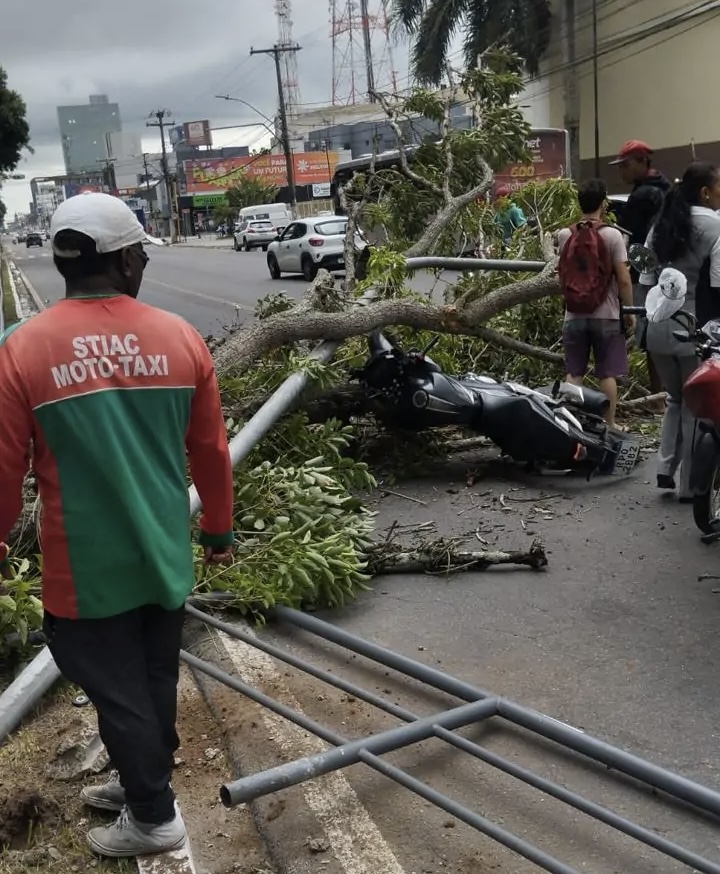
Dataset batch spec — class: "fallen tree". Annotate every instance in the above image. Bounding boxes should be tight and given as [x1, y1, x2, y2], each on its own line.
[0, 54, 650, 663]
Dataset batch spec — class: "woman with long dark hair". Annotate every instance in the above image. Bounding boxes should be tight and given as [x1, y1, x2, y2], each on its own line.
[641, 161, 720, 500]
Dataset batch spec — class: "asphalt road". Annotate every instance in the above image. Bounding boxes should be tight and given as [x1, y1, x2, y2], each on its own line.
[6, 238, 459, 336]
[8, 235, 718, 872]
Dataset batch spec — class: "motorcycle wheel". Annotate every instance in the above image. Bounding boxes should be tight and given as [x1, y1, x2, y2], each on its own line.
[693, 460, 720, 534]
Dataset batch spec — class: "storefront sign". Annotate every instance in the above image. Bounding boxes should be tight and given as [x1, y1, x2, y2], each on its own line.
[192, 193, 228, 208]
[494, 129, 570, 193]
[183, 152, 342, 194]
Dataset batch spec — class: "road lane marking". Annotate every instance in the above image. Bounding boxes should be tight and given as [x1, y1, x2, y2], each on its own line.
[143, 277, 251, 311]
[221, 633, 407, 874]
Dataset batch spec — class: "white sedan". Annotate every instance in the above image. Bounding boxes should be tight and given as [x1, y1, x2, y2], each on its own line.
[266, 216, 367, 281]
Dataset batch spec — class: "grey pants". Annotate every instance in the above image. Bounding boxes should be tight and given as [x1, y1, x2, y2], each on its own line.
[651, 353, 699, 496]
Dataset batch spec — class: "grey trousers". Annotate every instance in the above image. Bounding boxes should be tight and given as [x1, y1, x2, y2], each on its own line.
[651, 353, 699, 496]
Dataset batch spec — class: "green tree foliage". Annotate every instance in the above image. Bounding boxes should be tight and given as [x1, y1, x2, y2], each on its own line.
[392, 0, 552, 84]
[352, 54, 531, 252]
[226, 176, 280, 211]
[0, 67, 31, 173]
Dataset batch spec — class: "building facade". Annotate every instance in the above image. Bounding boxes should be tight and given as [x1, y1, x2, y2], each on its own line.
[57, 94, 122, 175]
[543, 0, 720, 183]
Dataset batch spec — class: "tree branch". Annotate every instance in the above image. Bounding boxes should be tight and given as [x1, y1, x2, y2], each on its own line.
[213, 264, 560, 375]
[474, 325, 564, 364]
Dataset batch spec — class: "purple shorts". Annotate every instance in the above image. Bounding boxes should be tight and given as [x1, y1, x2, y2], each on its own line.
[562, 318, 628, 379]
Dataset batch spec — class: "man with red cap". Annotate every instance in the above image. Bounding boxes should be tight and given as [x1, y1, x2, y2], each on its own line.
[609, 140, 670, 248]
[610, 140, 670, 399]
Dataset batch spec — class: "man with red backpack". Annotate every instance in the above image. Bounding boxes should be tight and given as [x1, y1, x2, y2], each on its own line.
[557, 178, 635, 427]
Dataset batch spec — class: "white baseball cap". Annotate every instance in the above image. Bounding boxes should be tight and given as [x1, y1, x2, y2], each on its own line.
[51, 192, 166, 258]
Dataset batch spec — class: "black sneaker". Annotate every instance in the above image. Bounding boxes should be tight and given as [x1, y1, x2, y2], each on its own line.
[657, 475, 676, 490]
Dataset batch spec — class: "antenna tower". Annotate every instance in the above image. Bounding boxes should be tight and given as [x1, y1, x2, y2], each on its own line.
[331, 0, 398, 106]
[275, 0, 302, 117]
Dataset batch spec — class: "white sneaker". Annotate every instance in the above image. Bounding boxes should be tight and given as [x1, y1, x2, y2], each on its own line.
[87, 806, 186, 857]
[81, 770, 126, 812]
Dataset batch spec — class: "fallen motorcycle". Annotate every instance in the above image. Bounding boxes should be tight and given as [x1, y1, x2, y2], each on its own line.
[352, 331, 641, 477]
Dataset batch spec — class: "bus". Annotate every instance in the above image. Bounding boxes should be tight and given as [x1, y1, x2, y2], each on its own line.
[332, 128, 570, 214]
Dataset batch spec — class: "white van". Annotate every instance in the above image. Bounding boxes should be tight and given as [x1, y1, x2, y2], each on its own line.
[236, 203, 291, 231]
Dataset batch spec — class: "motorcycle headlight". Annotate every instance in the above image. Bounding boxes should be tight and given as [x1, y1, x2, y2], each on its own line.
[412, 390, 429, 409]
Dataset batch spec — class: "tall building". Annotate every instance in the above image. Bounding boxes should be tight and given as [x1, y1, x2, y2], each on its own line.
[57, 94, 122, 175]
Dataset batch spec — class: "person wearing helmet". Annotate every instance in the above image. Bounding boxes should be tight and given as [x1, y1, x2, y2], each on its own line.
[493, 184, 527, 244]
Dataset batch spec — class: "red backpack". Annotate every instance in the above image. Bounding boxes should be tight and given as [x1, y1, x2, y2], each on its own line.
[558, 221, 614, 315]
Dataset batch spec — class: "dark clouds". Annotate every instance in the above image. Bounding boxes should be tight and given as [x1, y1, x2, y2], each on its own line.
[0, 1, 410, 213]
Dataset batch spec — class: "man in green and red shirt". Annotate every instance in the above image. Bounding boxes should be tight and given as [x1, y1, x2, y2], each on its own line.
[0, 193, 235, 857]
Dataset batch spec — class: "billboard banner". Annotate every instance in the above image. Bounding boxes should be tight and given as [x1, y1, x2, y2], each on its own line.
[183, 120, 212, 148]
[494, 129, 569, 193]
[183, 151, 341, 194]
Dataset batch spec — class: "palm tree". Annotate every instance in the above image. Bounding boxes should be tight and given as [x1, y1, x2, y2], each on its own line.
[392, 0, 552, 85]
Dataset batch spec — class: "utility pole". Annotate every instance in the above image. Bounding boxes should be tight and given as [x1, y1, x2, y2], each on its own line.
[147, 109, 177, 242]
[250, 43, 301, 216]
[359, 0, 376, 101]
[591, 0, 600, 178]
[562, 0, 580, 179]
[142, 153, 155, 232]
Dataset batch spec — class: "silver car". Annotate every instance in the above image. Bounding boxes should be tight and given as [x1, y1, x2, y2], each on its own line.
[266, 216, 368, 281]
[233, 219, 276, 252]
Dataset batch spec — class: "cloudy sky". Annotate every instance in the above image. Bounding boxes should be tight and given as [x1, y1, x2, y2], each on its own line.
[0, 0, 413, 217]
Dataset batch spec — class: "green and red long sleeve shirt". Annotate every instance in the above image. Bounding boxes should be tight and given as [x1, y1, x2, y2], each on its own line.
[0, 293, 234, 619]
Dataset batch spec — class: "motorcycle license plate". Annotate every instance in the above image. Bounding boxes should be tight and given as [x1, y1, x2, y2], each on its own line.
[611, 439, 640, 475]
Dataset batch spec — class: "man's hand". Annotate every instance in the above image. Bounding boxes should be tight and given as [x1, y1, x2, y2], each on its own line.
[203, 545, 234, 566]
[624, 313, 637, 334]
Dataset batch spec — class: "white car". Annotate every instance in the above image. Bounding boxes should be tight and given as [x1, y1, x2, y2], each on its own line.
[266, 216, 368, 281]
[233, 219, 277, 252]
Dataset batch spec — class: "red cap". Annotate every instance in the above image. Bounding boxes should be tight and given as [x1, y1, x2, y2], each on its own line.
[609, 140, 653, 165]
[495, 184, 511, 198]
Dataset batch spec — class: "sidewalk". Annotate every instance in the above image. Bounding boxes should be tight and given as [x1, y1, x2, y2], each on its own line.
[172, 236, 233, 250]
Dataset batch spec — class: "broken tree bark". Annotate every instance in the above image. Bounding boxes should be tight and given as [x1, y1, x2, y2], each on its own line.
[365, 538, 548, 574]
[213, 261, 559, 375]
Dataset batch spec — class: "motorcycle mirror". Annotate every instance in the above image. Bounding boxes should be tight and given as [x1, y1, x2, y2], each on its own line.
[627, 244, 659, 274]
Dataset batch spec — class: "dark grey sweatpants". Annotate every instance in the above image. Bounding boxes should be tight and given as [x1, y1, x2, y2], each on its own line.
[651, 353, 699, 496]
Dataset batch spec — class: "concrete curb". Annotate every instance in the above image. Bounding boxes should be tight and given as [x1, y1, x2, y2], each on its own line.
[184, 620, 317, 874]
[6, 259, 24, 319]
[173, 243, 234, 251]
[13, 263, 47, 312]
[183, 617, 407, 874]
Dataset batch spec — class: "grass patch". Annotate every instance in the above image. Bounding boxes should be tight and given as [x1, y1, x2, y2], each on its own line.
[0, 254, 18, 328]
[0, 682, 134, 873]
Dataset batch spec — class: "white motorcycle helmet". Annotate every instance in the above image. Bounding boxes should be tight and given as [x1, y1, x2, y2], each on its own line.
[645, 267, 687, 323]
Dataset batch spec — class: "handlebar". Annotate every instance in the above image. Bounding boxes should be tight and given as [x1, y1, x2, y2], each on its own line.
[621, 306, 646, 316]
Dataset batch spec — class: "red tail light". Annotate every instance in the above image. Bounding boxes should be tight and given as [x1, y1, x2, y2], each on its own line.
[684, 359, 720, 422]
[308, 237, 324, 246]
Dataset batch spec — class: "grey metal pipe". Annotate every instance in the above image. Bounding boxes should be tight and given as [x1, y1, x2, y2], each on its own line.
[273, 604, 492, 700]
[497, 699, 720, 818]
[0, 288, 379, 743]
[188, 285, 379, 514]
[183, 649, 579, 874]
[187, 605, 720, 872]
[275, 606, 720, 818]
[221, 695, 499, 805]
[0, 646, 62, 742]
[404, 256, 546, 273]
